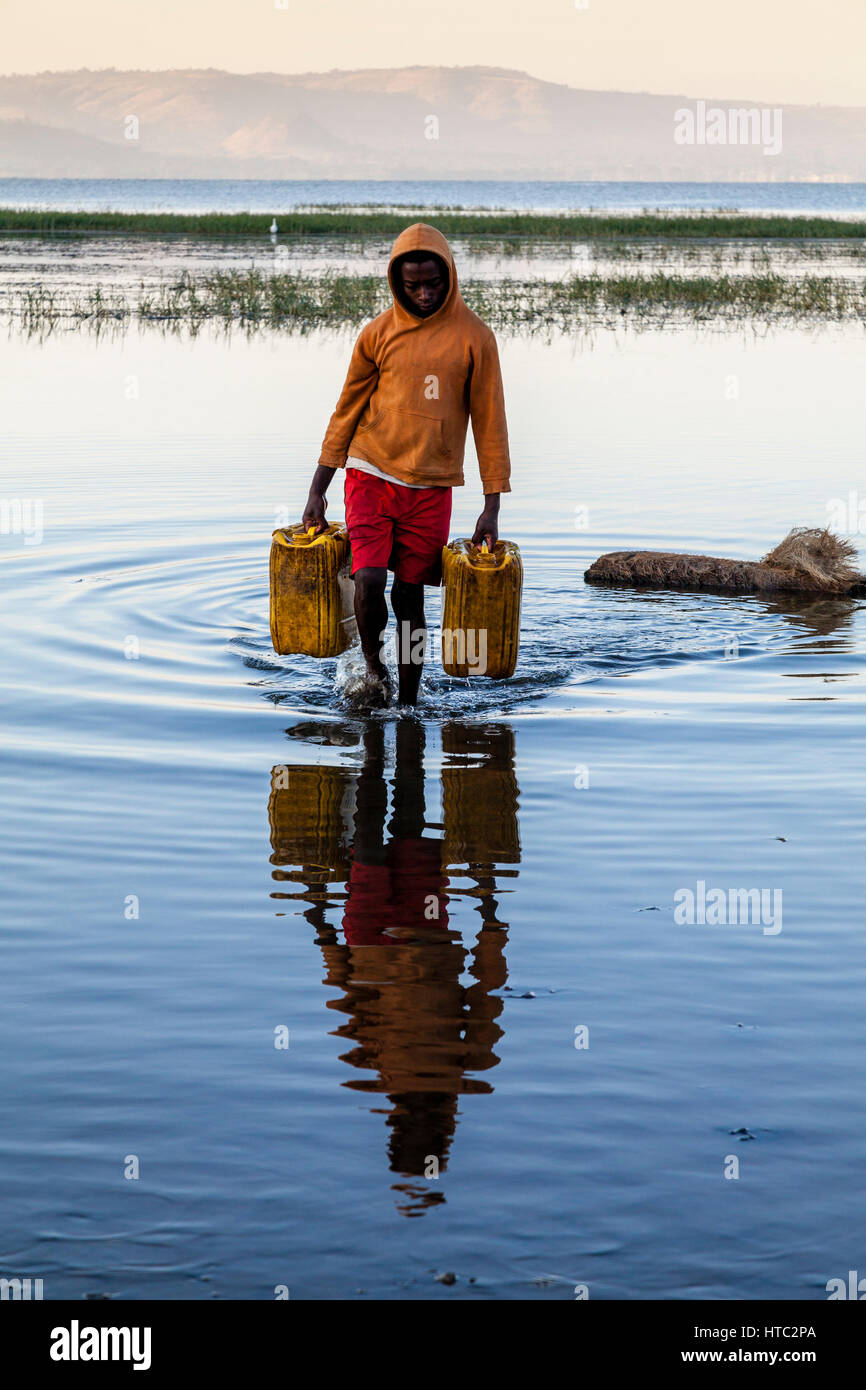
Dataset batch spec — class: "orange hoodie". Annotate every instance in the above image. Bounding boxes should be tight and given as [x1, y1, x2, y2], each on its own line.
[317, 223, 511, 493]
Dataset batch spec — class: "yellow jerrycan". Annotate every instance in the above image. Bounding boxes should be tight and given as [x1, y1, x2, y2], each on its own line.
[269, 522, 357, 657]
[440, 538, 522, 678]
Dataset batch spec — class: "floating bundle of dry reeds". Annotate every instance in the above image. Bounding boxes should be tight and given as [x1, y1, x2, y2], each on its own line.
[584, 527, 865, 596]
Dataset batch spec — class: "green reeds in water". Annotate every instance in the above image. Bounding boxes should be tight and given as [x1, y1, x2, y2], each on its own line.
[6, 268, 866, 333]
[1, 208, 866, 241]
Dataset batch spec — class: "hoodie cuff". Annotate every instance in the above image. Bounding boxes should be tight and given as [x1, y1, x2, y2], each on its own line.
[318, 451, 347, 470]
[481, 478, 511, 495]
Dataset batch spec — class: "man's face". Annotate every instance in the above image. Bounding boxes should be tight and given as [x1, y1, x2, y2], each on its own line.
[398, 257, 448, 317]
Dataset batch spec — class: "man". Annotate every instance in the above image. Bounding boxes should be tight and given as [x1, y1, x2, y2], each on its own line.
[303, 222, 511, 706]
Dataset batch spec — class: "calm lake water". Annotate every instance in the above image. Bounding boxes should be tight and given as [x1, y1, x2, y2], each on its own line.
[1, 290, 865, 1297]
[3, 176, 866, 216]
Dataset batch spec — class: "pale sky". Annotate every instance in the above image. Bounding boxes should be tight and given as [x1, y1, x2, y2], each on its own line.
[2, 0, 864, 107]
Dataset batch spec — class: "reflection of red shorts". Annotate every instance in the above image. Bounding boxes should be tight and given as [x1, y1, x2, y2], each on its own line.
[344, 468, 452, 586]
[343, 837, 449, 944]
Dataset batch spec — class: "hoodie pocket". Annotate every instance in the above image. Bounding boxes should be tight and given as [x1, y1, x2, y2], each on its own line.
[356, 407, 451, 468]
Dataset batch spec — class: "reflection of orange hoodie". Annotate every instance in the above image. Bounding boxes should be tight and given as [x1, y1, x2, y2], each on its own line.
[317, 223, 511, 493]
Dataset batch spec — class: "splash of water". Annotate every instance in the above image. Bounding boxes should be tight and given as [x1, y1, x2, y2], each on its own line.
[335, 643, 394, 710]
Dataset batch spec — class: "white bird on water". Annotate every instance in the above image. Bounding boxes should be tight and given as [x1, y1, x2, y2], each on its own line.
[270, 218, 278, 235]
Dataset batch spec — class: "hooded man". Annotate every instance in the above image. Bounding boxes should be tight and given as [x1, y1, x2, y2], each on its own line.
[303, 223, 511, 706]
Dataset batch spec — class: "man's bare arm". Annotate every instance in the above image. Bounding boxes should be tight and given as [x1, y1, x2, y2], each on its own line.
[302, 464, 337, 533]
[471, 492, 500, 547]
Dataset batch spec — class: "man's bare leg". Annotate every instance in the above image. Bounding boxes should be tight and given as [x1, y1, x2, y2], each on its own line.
[353, 566, 390, 688]
[391, 577, 426, 705]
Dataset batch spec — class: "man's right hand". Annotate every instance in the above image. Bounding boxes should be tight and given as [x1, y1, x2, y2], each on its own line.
[302, 491, 328, 534]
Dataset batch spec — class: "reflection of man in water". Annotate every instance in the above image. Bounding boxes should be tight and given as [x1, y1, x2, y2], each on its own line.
[343, 719, 449, 944]
[268, 719, 520, 1212]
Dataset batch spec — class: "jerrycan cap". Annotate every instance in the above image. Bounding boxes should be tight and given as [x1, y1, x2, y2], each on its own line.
[473, 539, 500, 567]
[291, 524, 320, 547]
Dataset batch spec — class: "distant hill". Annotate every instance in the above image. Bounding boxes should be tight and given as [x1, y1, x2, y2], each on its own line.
[0, 66, 863, 181]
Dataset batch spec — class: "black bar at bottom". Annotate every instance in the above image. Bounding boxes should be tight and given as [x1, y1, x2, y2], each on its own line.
[2, 1298, 858, 1375]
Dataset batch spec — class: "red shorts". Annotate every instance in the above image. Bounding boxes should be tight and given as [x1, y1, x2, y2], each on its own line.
[344, 467, 452, 586]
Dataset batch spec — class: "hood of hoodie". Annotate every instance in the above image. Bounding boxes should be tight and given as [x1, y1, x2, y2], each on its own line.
[387, 222, 458, 325]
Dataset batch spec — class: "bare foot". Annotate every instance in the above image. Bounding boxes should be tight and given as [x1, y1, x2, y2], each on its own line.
[364, 667, 393, 708]
[341, 664, 393, 711]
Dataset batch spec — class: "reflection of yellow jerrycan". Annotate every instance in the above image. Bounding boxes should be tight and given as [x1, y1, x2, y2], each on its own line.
[441, 722, 521, 866]
[267, 763, 356, 883]
[441, 539, 522, 678]
[269, 523, 356, 657]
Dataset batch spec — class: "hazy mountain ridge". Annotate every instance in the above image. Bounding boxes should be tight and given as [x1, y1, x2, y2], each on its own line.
[0, 66, 863, 180]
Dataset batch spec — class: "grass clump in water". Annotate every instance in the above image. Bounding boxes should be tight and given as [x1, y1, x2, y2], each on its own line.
[137, 269, 388, 327]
